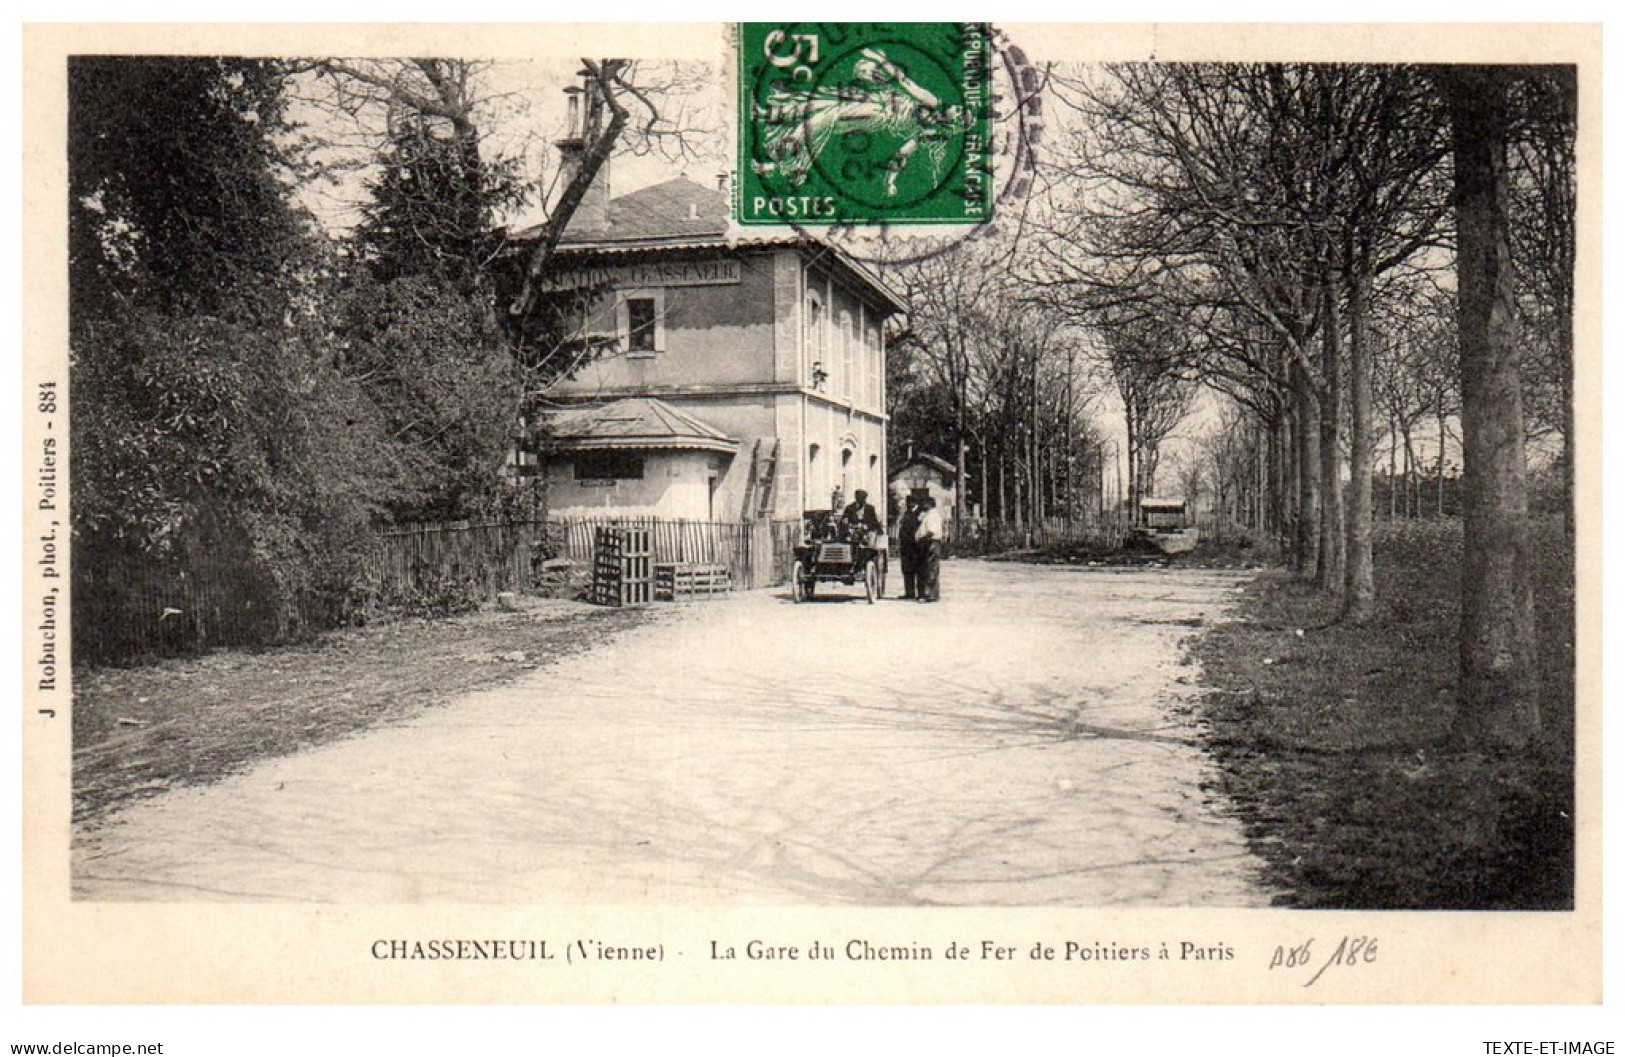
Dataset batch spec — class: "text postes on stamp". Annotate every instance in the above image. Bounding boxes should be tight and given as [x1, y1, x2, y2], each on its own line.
[737, 23, 993, 227]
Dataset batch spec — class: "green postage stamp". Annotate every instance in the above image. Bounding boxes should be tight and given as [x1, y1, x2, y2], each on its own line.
[737, 22, 993, 226]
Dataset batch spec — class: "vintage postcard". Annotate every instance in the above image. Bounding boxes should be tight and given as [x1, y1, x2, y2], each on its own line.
[20, 21, 1602, 1013]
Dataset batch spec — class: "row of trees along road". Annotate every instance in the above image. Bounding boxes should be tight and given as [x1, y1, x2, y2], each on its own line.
[888, 238, 1107, 528]
[69, 56, 702, 647]
[69, 57, 1573, 745]
[892, 63, 1574, 749]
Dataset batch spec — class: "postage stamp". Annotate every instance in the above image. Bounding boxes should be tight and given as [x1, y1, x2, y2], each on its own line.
[736, 22, 993, 226]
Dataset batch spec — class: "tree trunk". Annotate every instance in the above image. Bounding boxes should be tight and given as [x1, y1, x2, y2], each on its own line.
[1270, 412, 1288, 538]
[1560, 222, 1576, 543]
[1318, 279, 1345, 592]
[508, 60, 630, 319]
[1387, 413, 1399, 520]
[1284, 407, 1299, 548]
[1294, 363, 1321, 577]
[1343, 269, 1376, 622]
[1441, 66, 1540, 747]
[1561, 319, 1574, 536]
[1401, 426, 1416, 519]
[998, 453, 1009, 524]
[1030, 350, 1042, 526]
[1124, 401, 1140, 524]
[1437, 406, 1449, 516]
[979, 434, 989, 520]
[955, 340, 968, 524]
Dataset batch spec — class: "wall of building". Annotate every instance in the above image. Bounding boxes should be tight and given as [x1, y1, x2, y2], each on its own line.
[801, 398, 886, 514]
[542, 243, 892, 525]
[889, 466, 958, 520]
[659, 394, 778, 522]
[801, 262, 886, 418]
[550, 251, 779, 396]
[793, 258, 888, 515]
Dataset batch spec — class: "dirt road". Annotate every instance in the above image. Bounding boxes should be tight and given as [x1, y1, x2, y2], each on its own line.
[73, 561, 1272, 906]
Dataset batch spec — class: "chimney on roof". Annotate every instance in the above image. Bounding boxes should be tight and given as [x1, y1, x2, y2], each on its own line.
[556, 72, 610, 236]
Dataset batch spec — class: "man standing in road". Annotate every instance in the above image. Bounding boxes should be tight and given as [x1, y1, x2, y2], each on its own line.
[914, 496, 944, 603]
[897, 494, 922, 599]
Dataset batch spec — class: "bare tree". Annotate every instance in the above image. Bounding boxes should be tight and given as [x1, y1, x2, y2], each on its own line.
[1039, 64, 1334, 572]
[1508, 67, 1577, 533]
[1435, 65, 1540, 747]
[1100, 314, 1196, 515]
[891, 240, 1015, 513]
[1371, 282, 1456, 519]
[506, 59, 717, 320]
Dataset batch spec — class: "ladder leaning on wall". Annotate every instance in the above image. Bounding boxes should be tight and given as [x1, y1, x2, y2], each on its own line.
[739, 438, 780, 521]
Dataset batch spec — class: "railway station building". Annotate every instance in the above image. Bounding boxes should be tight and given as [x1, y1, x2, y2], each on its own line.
[513, 173, 904, 524]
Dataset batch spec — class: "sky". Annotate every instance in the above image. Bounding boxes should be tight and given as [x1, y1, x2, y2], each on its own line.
[290, 57, 729, 239]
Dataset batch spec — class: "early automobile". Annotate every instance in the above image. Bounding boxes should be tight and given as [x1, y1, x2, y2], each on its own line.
[790, 510, 887, 603]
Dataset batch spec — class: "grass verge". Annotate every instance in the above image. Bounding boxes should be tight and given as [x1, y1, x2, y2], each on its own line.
[1190, 517, 1575, 909]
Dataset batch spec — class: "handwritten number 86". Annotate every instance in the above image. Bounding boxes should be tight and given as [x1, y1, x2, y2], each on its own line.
[1269, 940, 1314, 970]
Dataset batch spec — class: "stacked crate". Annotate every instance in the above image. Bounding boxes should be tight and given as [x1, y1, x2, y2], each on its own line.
[591, 527, 652, 606]
[654, 562, 731, 601]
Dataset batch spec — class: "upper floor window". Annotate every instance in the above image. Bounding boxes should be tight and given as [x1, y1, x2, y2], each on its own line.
[618, 289, 665, 356]
[869, 321, 884, 406]
[806, 292, 825, 378]
[839, 311, 854, 400]
[627, 298, 656, 351]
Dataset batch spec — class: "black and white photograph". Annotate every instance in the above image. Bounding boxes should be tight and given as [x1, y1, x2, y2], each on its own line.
[18, 18, 1604, 1026]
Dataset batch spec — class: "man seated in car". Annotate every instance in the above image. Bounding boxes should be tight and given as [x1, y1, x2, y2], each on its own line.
[839, 489, 883, 544]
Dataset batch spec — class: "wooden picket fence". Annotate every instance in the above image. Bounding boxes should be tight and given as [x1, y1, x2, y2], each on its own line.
[74, 516, 806, 667]
[71, 547, 289, 667]
[549, 516, 802, 592]
[368, 517, 550, 605]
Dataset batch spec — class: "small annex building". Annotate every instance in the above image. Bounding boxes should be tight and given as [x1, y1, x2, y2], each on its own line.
[888, 452, 959, 520]
[513, 118, 905, 524]
[543, 397, 739, 520]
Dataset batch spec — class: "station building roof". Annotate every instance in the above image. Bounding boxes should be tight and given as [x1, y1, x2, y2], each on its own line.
[508, 176, 907, 316]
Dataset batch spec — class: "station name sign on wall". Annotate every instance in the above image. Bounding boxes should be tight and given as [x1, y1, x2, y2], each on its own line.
[537, 258, 743, 292]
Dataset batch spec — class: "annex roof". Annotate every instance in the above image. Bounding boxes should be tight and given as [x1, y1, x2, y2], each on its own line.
[544, 397, 739, 455]
[892, 453, 958, 479]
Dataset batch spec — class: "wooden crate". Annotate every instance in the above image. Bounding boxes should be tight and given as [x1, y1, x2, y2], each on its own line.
[591, 527, 653, 606]
[654, 562, 731, 601]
